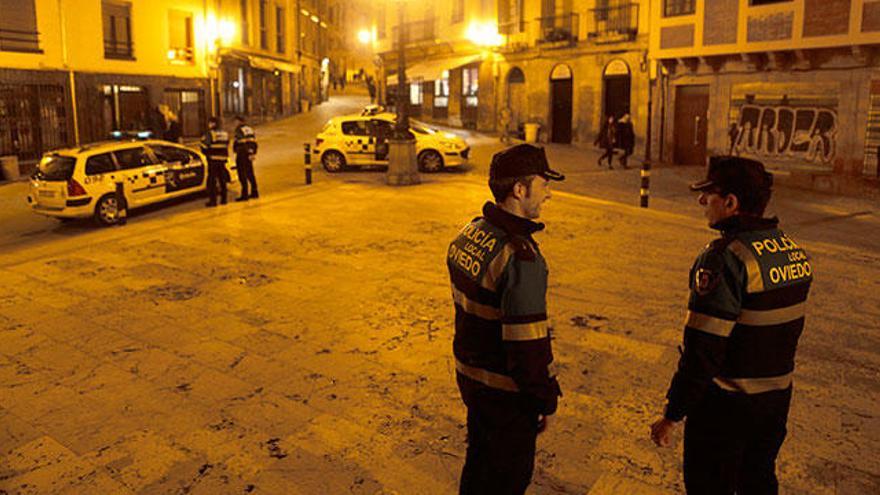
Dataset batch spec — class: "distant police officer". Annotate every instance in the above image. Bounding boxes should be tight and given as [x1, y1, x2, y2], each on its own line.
[447, 144, 565, 495]
[201, 117, 230, 207]
[651, 156, 814, 495]
[233, 115, 259, 201]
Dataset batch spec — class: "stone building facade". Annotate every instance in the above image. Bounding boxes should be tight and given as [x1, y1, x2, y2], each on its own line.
[649, 0, 880, 189]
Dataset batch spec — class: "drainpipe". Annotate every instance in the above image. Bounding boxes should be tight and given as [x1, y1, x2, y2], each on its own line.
[58, 0, 79, 146]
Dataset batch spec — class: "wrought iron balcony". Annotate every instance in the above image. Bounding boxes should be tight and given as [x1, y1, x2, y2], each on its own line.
[391, 18, 436, 48]
[589, 3, 639, 43]
[537, 13, 579, 47]
[0, 28, 40, 53]
[104, 39, 134, 59]
[498, 20, 526, 36]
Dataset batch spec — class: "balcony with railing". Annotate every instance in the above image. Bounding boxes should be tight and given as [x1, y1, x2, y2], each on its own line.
[104, 39, 134, 60]
[537, 13, 579, 47]
[588, 3, 639, 43]
[391, 18, 436, 49]
[0, 28, 41, 53]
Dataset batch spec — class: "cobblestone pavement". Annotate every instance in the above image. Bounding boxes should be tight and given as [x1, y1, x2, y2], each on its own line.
[1, 169, 878, 493]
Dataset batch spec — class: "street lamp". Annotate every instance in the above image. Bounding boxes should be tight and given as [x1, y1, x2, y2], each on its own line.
[386, 0, 419, 186]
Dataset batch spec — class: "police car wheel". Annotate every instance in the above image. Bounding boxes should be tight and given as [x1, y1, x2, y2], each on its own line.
[322, 151, 345, 173]
[94, 194, 121, 226]
[418, 150, 444, 172]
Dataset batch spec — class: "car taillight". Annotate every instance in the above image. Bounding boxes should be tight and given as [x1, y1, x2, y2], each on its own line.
[67, 178, 87, 197]
[315, 138, 324, 147]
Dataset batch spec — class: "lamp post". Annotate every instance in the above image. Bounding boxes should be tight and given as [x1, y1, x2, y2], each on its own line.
[385, 0, 419, 186]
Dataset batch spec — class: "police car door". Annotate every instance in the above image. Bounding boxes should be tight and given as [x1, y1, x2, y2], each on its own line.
[149, 144, 205, 194]
[340, 120, 372, 165]
[112, 146, 166, 206]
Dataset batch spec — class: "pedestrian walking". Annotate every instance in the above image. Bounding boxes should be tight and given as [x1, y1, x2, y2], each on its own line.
[728, 122, 740, 156]
[650, 156, 813, 495]
[366, 76, 377, 103]
[233, 115, 259, 201]
[594, 115, 617, 169]
[448, 144, 564, 495]
[200, 117, 230, 207]
[616, 113, 635, 169]
[499, 107, 512, 143]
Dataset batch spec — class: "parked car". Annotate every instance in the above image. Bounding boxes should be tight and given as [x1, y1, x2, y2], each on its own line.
[313, 114, 470, 173]
[27, 139, 235, 226]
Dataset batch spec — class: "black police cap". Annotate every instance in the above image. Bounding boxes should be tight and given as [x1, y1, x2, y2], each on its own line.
[690, 155, 773, 197]
[489, 144, 565, 182]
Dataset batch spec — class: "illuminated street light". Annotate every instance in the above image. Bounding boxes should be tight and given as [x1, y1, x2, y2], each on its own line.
[465, 20, 503, 47]
[357, 29, 372, 45]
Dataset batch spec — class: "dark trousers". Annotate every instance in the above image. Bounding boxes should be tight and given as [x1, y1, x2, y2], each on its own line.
[458, 375, 538, 495]
[598, 146, 615, 167]
[684, 385, 792, 495]
[236, 154, 259, 198]
[618, 147, 633, 168]
[207, 162, 227, 204]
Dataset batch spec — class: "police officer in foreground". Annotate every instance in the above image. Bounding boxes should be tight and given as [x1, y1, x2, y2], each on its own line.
[447, 144, 564, 495]
[233, 115, 259, 201]
[201, 117, 230, 207]
[650, 156, 813, 494]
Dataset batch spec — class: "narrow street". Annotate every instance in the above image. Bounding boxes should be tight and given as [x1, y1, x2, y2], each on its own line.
[0, 93, 878, 493]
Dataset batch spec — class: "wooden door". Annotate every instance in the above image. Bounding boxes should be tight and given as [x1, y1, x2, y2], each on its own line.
[551, 78, 572, 143]
[674, 85, 709, 166]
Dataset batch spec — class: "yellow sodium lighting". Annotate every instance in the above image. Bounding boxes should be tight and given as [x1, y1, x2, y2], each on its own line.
[465, 21, 503, 47]
[357, 29, 371, 44]
[311, 15, 319, 23]
[301, 8, 310, 16]
[202, 14, 237, 47]
[167, 49, 177, 60]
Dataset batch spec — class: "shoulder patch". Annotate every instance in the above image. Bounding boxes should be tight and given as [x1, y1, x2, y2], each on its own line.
[694, 267, 721, 295]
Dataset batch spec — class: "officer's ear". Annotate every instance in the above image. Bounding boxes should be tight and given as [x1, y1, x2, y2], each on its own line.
[724, 193, 739, 213]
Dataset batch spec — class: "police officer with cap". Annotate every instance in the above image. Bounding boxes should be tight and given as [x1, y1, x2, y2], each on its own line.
[233, 115, 259, 201]
[201, 116, 230, 207]
[650, 156, 814, 494]
[447, 144, 564, 495]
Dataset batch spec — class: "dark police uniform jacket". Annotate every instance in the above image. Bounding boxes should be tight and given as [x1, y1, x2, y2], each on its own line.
[233, 124, 258, 158]
[665, 215, 813, 421]
[200, 129, 230, 166]
[448, 202, 561, 415]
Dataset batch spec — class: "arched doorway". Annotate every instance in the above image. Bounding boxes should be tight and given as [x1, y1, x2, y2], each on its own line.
[506, 67, 526, 136]
[549, 64, 573, 144]
[603, 59, 631, 120]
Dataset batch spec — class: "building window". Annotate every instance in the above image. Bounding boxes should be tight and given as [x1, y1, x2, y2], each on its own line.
[168, 10, 193, 64]
[498, 0, 524, 34]
[0, 0, 40, 52]
[462, 66, 478, 108]
[259, 0, 268, 49]
[103, 1, 134, 59]
[276, 6, 285, 53]
[750, 0, 792, 5]
[241, 0, 249, 45]
[434, 71, 449, 107]
[452, 0, 465, 24]
[663, 0, 695, 17]
[410, 81, 423, 106]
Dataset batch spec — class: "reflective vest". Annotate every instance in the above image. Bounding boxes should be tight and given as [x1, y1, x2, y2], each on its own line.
[234, 124, 258, 156]
[200, 130, 229, 163]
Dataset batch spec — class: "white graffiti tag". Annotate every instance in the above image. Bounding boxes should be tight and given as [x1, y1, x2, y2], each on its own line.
[732, 104, 837, 164]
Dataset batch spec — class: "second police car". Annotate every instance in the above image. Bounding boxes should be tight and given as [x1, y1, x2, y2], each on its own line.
[313, 113, 469, 173]
[27, 136, 236, 226]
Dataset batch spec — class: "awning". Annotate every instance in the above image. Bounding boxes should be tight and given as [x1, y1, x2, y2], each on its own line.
[386, 53, 483, 85]
[247, 55, 300, 74]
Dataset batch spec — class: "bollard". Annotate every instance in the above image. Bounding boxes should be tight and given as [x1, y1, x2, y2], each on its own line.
[304, 143, 312, 185]
[640, 161, 651, 208]
[115, 181, 127, 225]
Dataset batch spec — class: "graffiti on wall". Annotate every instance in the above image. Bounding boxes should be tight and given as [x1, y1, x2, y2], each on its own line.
[729, 83, 838, 166]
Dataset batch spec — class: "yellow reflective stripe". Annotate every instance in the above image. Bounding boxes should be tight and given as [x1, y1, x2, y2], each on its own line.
[713, 373, 792, 394]
[502, 321, 548, 341]
[480, 243, 515, 292]
[455, 359, 519, 392]
[728, 240, 765, 293]
[738, 302, 806, 326]
[685, 310, 735, 337]
[451, 286, 501, 320]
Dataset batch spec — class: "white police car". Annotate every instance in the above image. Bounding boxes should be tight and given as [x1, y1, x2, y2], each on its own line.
[313, 114, 469, 172]
[27, 137, 234, 226]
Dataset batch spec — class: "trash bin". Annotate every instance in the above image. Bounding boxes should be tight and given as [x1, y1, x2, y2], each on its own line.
[0, 155, 19, 181]
[300, 99, 311, 112]
[524, 123, 540, 144]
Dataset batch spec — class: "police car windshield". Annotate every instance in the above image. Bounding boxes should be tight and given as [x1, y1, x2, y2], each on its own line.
[35, 155, 77, 181]
[410, 120, 437, 135]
